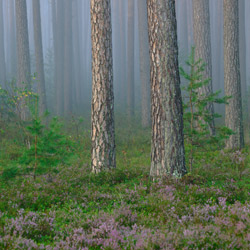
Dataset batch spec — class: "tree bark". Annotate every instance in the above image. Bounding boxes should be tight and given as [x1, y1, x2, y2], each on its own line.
[224, 0, 244, 149]
[193, 0, 215, 135]
[147, 0, 186, 178]
[138, 0, 150, 128]
[32, 0, 47, 115]
[15, 0, 31, 120]
[90, 0, 116, 173]
[127, 0, 135, 121]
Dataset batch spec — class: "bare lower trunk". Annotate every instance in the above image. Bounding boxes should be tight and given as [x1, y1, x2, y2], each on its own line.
[90, 0, 116, 173]
[147, 0, 186, 178]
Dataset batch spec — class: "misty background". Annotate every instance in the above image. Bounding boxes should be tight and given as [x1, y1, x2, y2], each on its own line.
[0, 0, 250, 122]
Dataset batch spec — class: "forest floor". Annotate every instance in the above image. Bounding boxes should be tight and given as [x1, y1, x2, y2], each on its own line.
[1, 120, 250, 249]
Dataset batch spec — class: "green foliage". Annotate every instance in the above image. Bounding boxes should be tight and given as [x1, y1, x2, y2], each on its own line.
[1, 165, 19, 181]
[0, 85, 74, 181]
[0, 121, 250, 249]
[0, 77, 36, 122]
[180, 47, 233, 171]
[19, 117, 74, 178]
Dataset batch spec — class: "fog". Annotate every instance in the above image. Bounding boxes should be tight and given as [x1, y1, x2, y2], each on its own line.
[1, 0, 249, 122]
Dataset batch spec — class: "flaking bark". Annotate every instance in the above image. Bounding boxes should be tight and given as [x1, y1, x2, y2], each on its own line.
[90, 0, 116, 173]
[147, 0, 186, 178]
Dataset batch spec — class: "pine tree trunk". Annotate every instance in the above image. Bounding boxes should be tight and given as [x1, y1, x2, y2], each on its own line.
[224, 0, 244, 149]
[147, 0, 186, 178]
[138, 0, 150, 128]
[32, 0, 47, 115]
[193, 0, 215, 135]
[90, 0, 116, 173]
[15, 0, 31, 120]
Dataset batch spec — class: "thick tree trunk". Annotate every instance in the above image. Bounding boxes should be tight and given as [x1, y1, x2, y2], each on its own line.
[90, 0, 116, 173]
[15, 0, 31, 120]
[224, 0, 244, 149]
[32, 0, 47, 115]
[193, 0, 215, 135]
[127, 0, 135, 121]
[0, 0, 6, 87]
[138, 0, 150, 128]
[147, 0, 186, 178]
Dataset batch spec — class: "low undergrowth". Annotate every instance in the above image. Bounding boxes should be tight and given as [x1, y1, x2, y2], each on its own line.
[1, 123, 250, 249]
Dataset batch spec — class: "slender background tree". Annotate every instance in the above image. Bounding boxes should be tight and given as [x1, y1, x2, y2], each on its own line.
[127, 0, 135, 121]
[15, 0, 31, 120]
[224, 0, 244, 149]
[138, 0, 150, 128]
[193, 0, 215, 135]
[32, 0, 47, 115]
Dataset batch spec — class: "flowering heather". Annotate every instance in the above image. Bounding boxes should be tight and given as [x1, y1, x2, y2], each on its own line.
[1, 129, 250, 249]
[1, 162, 250, 250]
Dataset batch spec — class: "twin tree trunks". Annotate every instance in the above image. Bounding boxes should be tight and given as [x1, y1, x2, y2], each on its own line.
[90, 0, 244, 176]
[90, 0, 186, 177]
